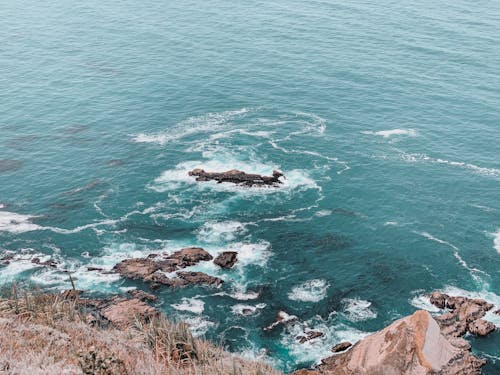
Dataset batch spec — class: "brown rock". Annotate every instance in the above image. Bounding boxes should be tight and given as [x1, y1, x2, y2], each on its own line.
[297, 331, 324, 344]
[99, 298, 158, 329]
[467, 319, 496, 336]
[290, 370, 319, 375]
[317, 310, 486, 375]
[213, 251, 238, 269]
[127, 289, 158, 302]
[331, 342, 352, 353]
[113, 258, 160, 280]
[162, 247, 213, 271]
[177, 271, 224, 287]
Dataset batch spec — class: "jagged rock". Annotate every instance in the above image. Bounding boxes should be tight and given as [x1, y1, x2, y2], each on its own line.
[429, 292, 494, 337]
[127, 289, 158, 302]
[214, 251, 238, 269]
[113, 258, 160, 280]
[177, 271, 224, 286]
[468, 319, 496, 336]
[264, 310, 298, 331]
[331, 342, 352, 353]
[297, 331, 324, 344]
[86, 266, 103, 272]
[31, 257, 58, 268]
[99, 298, 158, 329]
[494, 309, 500, 315]
[188, 168, 284, 187]
[160, 247, 213, 272]
[317, 310, 486, 375]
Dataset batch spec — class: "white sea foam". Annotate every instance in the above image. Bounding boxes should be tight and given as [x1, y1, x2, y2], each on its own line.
[197, 221, 247, 243]
[417, 231, 487, 282]
[315, 210, 332, 217]
[400, 152, 500, 178]
[342, 298, 377, 322]
[172, 297, 205, 314]
[180, 315, 216, 337]
[281, 314, 370, 367]
[0, 210, 42, 233]
[493, 229, 500, 254]
[361, 129, 417, 138]
[288, 279, 329, 302]
[231, 303, 266, 316]
[409, 294, 441, 312]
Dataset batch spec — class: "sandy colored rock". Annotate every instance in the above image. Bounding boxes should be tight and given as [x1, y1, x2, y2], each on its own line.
[317, 310, 486, 375]
[99, 298, 158, 329]
[113, 258, 160, 280]
[467, 319, 496, 336]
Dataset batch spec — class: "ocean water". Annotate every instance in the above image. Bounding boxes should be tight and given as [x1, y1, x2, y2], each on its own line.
[1, 0, 499, 372]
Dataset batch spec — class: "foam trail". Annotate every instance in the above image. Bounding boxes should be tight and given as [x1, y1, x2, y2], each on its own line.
[400, 152, 500, 178]
[418, 231, 487, 283]
[172, 297, 205, 314]
[493, 229, 500, 254]
[0, 210, 42, 233]
[361, 129, 417, 138]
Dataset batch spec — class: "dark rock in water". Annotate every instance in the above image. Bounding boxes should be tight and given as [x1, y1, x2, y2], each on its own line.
[114, 248, 222, 289]
[494, 308, 500, 315]
[87, 266, 103, 272]
[297, 331, 324, 344]
[0, 159, 23, 172]
[331, 341, 352, 353]
[467, 319, 496, 336]
[264, 310, 298, 331]
[188, 168, 284, 187]
[31, 257, 58, 268]
[161, 247, 213, 271]
[214, 251, 238, 269]
[127, 289, 158, 302]
[176, 271, 224, 287]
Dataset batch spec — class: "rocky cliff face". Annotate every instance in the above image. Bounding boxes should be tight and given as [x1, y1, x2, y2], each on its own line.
[315, 310, 485, 375]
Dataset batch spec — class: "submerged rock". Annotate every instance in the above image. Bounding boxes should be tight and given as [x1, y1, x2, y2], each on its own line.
[188, 168, 284, 187]
[317, 310, 486, 374]
[214, 251, 238, 269]
[297, 330, 324, 344]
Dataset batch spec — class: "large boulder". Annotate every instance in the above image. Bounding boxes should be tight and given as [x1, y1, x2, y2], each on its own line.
[213, 251, 238, 269]
[98, 297, 158, 329]
[188, 169, 284, 187]
[113, 258, 160, 280]
[317, 310, 486, 374]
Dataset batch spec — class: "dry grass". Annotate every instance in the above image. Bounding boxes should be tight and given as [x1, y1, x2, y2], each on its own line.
[0, 288, 282, 375]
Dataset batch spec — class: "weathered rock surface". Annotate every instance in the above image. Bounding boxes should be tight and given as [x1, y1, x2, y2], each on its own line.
[429, 291, 495, 337]
[113, 247, 222, 289]
[188, 168, 284, 187]
[331, 342, 352, 353]
[467, 319, 496, 337]
[99, 297, 158, 329]
[317, 310, 486, 375]
[127, 289, 158, 302]
[214, 251, 238, 269]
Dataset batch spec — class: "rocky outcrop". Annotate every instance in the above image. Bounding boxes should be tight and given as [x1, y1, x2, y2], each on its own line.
[297, 331, 324, 344]
[331, 342, 352, 353]
[264, 310, 298, 331]
[429, 291, 495, 337]
[317, 310, 486, 375]
[127, 289, 158, 302]
[98, 297, 158, 329]
[113, 248, 222, 289]
[188, 168, 284, 187]
[214, 251, 238, 269]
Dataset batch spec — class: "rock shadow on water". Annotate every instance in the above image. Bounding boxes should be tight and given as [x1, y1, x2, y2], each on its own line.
[0, 159, 23, 173]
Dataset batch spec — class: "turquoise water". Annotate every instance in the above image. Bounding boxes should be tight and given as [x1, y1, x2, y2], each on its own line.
[1, 0, 499, 372]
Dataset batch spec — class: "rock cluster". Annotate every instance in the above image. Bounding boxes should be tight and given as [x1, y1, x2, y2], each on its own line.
[188, 168, 284, 187]
[429, 291, 496, 337]
[113, 247, 224, 289]
[291, 292, 496, 375]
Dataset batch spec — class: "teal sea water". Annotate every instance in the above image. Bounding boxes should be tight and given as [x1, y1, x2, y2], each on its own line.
[1, 0, 499, 372]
